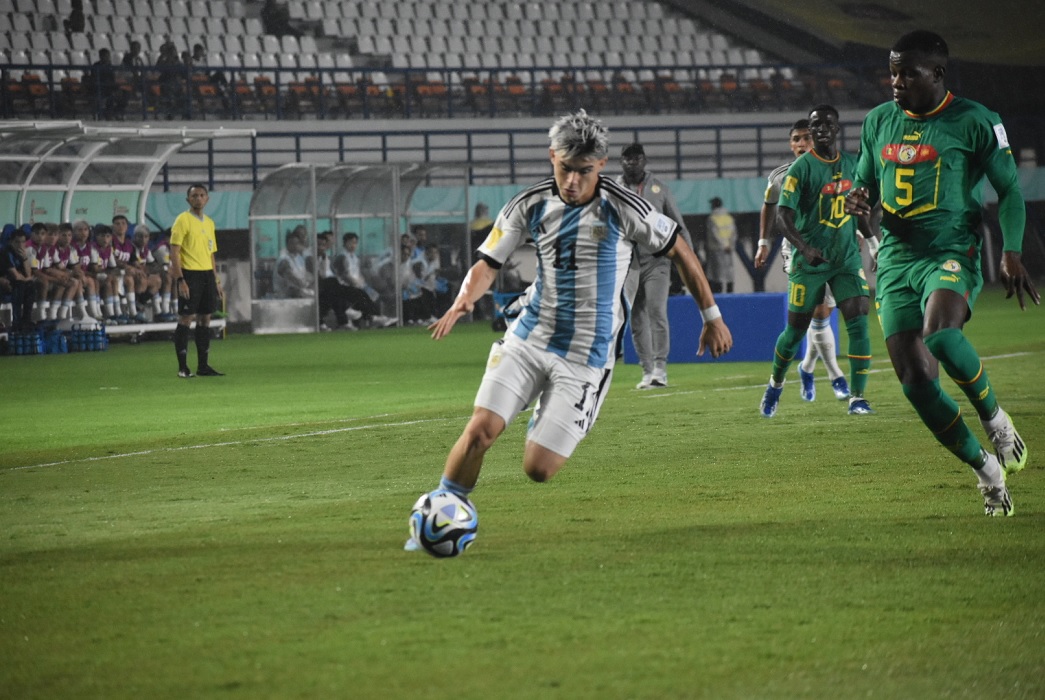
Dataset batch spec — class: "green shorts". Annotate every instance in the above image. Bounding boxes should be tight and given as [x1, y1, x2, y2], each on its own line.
[875, 251, 983, 339]
[787, 256, 869, 315]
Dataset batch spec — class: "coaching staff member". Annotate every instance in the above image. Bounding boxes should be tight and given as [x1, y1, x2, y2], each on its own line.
[170, 183, 224, 378]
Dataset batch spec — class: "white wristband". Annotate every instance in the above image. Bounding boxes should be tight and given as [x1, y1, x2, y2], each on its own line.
[866, 236, 880, 257]
[700, 304, 721, 323]
[757, 238, 770, 248]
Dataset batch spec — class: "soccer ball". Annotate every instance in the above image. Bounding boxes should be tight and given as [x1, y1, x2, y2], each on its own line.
[409, 490, 478, 558]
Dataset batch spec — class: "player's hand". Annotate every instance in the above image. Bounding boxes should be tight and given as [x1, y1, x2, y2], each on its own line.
[697, 318, 733, 358]
[845, 187, 872, 216]
[799, 244, 827, 266]
[754, 242, 769, 269]
[429, 297, 473, 339]
[1000, 251, 1041, 310]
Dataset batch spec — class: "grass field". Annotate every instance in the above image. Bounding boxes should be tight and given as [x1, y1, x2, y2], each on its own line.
[2, 287, 1043, 699]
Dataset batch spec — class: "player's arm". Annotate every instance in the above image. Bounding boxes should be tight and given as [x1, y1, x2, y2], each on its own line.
[755, 201, 777, 268]
[777, 207, 825, 266]
[665, 236, 733, 358]
[985, 139, 1040, 309]
[429, 257, 498, 340]
[169, 243, 189, 299]
[660, 188, 695, 250]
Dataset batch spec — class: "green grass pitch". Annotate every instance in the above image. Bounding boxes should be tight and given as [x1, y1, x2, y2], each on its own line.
[2, 287, 1043, 698]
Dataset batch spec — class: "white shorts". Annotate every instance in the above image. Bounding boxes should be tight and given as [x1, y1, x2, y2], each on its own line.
[474, 335, 613, 459]
[781, 242, 836, 308]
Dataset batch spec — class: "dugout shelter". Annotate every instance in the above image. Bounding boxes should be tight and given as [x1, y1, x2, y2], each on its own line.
[0, 120, 254, 227]
[248, 162, 472, 333]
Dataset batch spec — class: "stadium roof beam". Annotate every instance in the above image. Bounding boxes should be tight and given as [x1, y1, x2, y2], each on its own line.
[0, 120, 255, 227]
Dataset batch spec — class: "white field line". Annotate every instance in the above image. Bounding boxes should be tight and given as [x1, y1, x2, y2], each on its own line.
[9, 352, 1033, 470]
[8, 417, 457, 472]
[637, 351, 1033, 397]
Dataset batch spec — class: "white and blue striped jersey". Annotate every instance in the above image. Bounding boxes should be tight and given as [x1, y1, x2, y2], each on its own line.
[479, 176, 678, 369]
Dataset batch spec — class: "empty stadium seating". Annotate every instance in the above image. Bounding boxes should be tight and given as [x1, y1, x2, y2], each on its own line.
[0, 0, 870, 120]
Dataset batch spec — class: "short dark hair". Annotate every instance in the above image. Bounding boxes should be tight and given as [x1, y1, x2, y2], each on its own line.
[809, 104, 839, 120]
[621, 143, 645, 158]
[790, 119, 810, 134]
[94, 224, 112, 237]
[892, 30, 948, 59]
[710, 197, 723, 208]
[187, 183, 208, 196]
[112, 214, 128, 224]
[342, 232, 359, 243]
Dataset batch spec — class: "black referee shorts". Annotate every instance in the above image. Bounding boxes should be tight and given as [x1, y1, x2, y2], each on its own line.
[178, 268, 220, 316]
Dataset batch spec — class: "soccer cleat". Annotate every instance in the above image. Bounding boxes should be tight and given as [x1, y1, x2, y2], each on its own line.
[831, 376, 849, 400]
[345, 307, 363, 321]
[177, 368, 195, 379]
[847, 397, 875, 415]
[978, 483, 1014, 517]
[372, 315, 398, 328]
[403, 536, 422, 552]
[636, 373, 653, 390]
[799, 368, 816, 401]
[759, 381, 783, 418]
[650, 372, 668, 388]
[983, 410, 1028, 476]
[197, 366, 225, 377]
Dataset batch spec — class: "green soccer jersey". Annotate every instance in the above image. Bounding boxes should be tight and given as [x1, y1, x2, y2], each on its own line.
[853, 92, 1024, 263]
[778, 149, 862, 271]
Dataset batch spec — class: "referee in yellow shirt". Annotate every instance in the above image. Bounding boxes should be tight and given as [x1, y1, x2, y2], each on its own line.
[169, 183, 224, 378]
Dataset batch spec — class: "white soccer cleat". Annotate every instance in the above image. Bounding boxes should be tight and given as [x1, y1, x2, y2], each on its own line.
[978, 483, 1014, 517]
[982, 409, 1028, 476]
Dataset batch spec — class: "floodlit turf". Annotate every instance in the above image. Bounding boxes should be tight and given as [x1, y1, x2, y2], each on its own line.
[2, 287, 1043, 699]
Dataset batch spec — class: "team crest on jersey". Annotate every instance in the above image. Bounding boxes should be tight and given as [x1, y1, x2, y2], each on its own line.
[941, 260, 962, 273]
[589, 224, 607, 240]
[820, 179, 853, 195]
[898, 145, 919, 164]
[881, 143, 939, 164]
[651, 184, 661, 194]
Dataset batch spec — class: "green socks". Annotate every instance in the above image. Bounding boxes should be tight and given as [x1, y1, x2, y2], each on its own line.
[902, 379, 983, 463]
[844, 315, 872, 398]
[924, 328, 998, 421]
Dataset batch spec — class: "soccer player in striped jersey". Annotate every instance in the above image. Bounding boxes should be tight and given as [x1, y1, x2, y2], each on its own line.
[407, 111, 732, 549]
[756, 119, 850, 402]
[845, 30, 1039, 516]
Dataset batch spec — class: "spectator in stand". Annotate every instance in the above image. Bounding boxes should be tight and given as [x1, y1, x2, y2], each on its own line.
[64, 0, 85, 35]
[155, 40, 184, 119]
[421, 242, 451, 317]
[122, 40, 145, 89]
[1, 228, 37, 331]
[332, 232, 396, 328]
[261, 0, 300, 37]
[86, 48, 122, 120]
[149, 229, 176, 320]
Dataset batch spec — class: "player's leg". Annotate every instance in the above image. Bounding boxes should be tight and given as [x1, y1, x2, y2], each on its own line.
[879, 272, 1010, 515]
[629, 267, 654, 388]
[836, 292, 873, 414]
[523, 356, 611, 482]
[645, 262, 672, 387]
[443, 407, 509, 492]
[921, 288, 1026, 475]
[888, 330, 1010, 515]
[761, 275, 819, 417]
